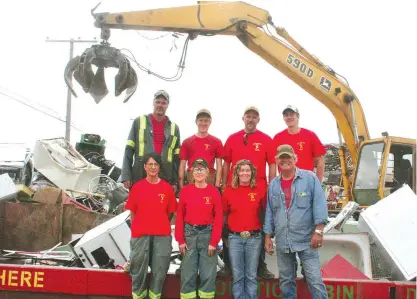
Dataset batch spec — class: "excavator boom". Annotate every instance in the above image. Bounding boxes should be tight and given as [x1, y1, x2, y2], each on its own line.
[66, 1, 372, 167]
[89, 1, 370, 164]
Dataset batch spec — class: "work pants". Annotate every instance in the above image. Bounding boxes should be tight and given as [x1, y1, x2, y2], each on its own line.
[228, 232, 262, 299]
[130, 235, 172, 299]
[276, 247, 328, 299]
[180, 223, 217, 299]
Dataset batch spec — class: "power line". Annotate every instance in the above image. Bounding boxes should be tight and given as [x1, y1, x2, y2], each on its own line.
[0, 90, 66, 123]
[0, 90, 85, 132]
[0, 89, 124, 153]
[0, 85, 62, 117]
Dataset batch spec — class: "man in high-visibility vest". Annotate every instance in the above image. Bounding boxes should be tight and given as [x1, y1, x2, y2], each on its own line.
[121, 90, 181, 193]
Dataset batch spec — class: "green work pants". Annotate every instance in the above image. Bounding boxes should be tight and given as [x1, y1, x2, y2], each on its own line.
[130, 235, 172, 299]
[180, 223, 217, 299]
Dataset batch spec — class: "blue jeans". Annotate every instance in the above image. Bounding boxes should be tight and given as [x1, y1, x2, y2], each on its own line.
[228, 232, 262, 299]
[276, 247, 328, 299]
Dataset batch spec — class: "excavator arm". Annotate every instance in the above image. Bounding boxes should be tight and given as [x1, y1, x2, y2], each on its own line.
[67, 1, 371, 165]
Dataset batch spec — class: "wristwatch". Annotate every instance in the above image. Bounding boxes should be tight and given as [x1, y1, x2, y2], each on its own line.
[315, 229, 324, 236]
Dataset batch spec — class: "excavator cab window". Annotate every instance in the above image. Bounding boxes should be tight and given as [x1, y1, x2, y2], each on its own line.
[353, 142, 385, 206]
[354, 141, 415, 206]
[384, 144, 414, 194]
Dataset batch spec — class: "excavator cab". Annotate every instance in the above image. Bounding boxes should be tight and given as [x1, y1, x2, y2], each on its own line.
[352, 136, 416, 207]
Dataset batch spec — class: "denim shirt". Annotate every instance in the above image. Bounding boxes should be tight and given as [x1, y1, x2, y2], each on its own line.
[263, 168, 328, 253]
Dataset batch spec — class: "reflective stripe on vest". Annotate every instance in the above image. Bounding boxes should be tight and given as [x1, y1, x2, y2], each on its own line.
[126, 140, 135, 148]
[138, 115, 147, 156]
[167, 123, 177, 163]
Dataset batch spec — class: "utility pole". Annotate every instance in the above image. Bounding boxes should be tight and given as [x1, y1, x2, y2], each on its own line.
[46, 37, 98, 142]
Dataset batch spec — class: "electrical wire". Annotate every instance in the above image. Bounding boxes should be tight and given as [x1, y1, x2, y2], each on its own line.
[0, 90, 67, 124]
[120, 35, 191, 82]
[0, 86, 62, 117]
[122, 20, 246, 82]
[0, 89, 125, 153]
[135, 31, 172, 40]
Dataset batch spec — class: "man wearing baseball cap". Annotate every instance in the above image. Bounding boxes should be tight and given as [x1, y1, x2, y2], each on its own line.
[121, 89, 181, 193]
[221, 106, 276, 279]
[264, 144, 328, 299]
[273, 105, 326, 182]
[178, 109, 224, 189]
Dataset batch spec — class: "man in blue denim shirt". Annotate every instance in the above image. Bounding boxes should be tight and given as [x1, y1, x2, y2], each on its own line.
[264, 144, 328, 299]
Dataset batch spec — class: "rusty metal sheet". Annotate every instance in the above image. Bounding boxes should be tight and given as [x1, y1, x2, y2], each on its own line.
[0, 201, 61, 251]
[32, 187, 62, 204]
[0, 201, 113, 251]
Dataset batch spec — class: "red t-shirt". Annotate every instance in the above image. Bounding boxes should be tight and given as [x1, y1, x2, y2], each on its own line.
[273, 128, 326, 171]
[222, 185, 266, 232]
[179, 135, 225, 173]
[125, 179, 177, 238]
[224, 130, 275, 188]
[175, 184, 223, 247]
[150, 114, 167, 154]
[281, 177, 294, 210]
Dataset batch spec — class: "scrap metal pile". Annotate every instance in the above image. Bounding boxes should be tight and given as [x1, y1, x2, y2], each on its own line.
[0, 134, 129, 268]
[0, 135, 127, 215]
[319, 144, 355, 210]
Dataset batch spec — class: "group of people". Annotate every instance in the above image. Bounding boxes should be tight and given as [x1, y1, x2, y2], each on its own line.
[122, 90, 329, 299]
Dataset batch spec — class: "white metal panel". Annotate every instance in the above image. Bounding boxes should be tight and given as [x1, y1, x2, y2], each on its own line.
[358, 184, 417, 280]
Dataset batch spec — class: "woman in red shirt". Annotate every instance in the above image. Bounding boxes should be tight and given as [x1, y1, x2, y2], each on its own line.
[175, 158, 223, 299]
[125, 153, 177, 299]
[222, 159, 266, 299]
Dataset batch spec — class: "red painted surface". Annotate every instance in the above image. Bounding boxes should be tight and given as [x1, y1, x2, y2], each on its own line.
[321, 254, 370, 280]
[0, 264, 415, 298]
[394, 281, 417, 299]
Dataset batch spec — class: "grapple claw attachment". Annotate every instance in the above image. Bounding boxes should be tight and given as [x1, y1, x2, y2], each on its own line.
[64, 55, 81, 98]
[73, 50, 95, 93]
[122, 65, 138, 103]
[63, 43, 138, 103]
[89, 66, 109, 104]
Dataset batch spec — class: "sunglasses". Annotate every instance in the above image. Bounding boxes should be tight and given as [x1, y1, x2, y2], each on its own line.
[243, 132, 255, 145]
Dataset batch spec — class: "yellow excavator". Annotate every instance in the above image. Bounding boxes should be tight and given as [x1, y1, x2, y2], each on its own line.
[64, 1, 416, 210]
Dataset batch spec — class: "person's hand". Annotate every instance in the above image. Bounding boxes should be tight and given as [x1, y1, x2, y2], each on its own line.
[311, 232, 323, 249]
[179, 243, 188, 255]
[208, 245, 216, 256]
[265, 236, 274, 255]
[123, 181, 132, 189]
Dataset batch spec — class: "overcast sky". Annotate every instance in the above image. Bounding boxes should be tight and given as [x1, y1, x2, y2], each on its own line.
[0, 0, 416, 166]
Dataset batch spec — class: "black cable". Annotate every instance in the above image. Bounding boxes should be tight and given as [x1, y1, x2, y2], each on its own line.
[120, 35, 191, 82]
[0, 90, 67, 123]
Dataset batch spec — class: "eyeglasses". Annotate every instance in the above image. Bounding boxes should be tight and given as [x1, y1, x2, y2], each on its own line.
[146, 163, 159, 168]
[192, 168, 206, 173]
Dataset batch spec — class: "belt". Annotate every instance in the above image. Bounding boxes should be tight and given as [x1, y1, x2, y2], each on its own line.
[229, 229, 261, 239]
[186, 223, 212, 230]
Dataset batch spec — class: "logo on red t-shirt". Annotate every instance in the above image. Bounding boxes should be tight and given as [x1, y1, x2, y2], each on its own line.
[248, 192, 257, 201]
[253, 142, 262, 151]
[204, 196, 211, 204]
[297, 141, 306, 151]
[158, 193, 165, 203]
[204, 144, 211, 150]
